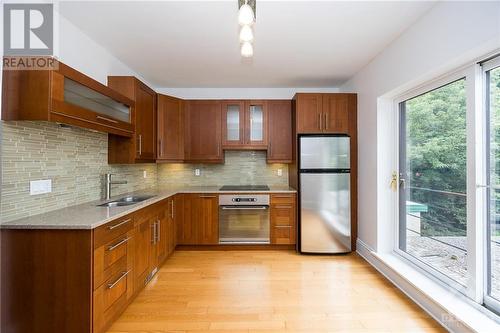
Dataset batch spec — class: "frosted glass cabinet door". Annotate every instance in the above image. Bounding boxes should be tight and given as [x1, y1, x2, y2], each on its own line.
[247, 101, 267, 146]
[222, 101, 244, 146]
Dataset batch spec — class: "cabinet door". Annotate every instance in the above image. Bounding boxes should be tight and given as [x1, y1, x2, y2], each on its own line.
[185, 101, 222, 162]
[178, 194, 199, 244]
[221, 100, 245, 147]
[267, 100, 292, 163]
[173, 194, 184, 247]
[157, 94, 184, 161]
[157, 203, 169, 265]
[270, 194, 296, 245]
[197, 194, 219, 245]
[295, 94, 323, 133]
[322, 94, 350, 133]
[245, 100, 268, 147]
[136, 82, 156, 160]
[134, 215, 152, 290]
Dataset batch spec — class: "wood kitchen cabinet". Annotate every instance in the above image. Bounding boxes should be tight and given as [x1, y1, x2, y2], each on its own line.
[179, 193, 219, 245]
[108, 76, 157, 164]
[184, 100, 223, 163]
[293, 93, 356, 134]
[157, 94, 185, 162]
[270, 194, 296, 245]
[1, 61, 134, 137]
[267, 100, 292, 163]
[221, 100, 268, 150]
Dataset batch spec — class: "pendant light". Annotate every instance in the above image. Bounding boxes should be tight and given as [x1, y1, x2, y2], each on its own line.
[239, 25, 254, 42]
[238, 0, 255, 26]
[241, 42, 253, 58]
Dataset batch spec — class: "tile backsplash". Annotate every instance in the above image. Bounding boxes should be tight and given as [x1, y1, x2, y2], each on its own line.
[157, 151, 288, 187]
[1, 122, 289, 222]
[1, 122, 157, 222]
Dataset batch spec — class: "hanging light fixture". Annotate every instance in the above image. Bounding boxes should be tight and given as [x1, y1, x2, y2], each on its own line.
[241, 42, 253, 58]
[238, 0, 256, 57]
[239, 25, 254, 42]
[238, 0, 255, 26]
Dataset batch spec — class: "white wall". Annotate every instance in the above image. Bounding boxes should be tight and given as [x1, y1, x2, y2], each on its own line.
[156, 87, 339, 100]
[341, 1, 500, 251]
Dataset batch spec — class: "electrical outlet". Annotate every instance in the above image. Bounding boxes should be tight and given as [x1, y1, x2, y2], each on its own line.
[30, 179, 52, 195]
[143, 170, 147, 178]
[277, 168, 283, 176]
[195, 168, 201, 176]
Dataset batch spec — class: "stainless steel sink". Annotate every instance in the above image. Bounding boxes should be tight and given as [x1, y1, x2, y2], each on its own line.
[97, 195, 155, 207]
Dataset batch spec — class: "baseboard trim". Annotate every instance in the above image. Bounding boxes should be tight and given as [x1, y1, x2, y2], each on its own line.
[175, 244, 296, 251]
[356, 239, 473, 333]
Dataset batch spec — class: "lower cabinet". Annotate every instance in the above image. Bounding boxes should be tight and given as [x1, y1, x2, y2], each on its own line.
[270, 193, 297, 244]
[178, 193, 219, 245]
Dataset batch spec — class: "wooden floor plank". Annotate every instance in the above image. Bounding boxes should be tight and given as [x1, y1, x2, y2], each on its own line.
[107, 251, 446, 333]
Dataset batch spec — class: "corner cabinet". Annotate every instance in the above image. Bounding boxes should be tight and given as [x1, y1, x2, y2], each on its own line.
[221, 100, 268, 150]
[184, 100, 223, 163]
[1, 61, 134, 137]
[108, 76, 157, 163]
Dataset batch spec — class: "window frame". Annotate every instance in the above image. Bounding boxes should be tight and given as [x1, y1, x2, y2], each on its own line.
[482, 55, 500, 314]
[393, 66, 483, 301]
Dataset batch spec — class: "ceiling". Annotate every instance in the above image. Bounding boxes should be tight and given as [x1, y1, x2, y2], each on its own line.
[59, 1, 435, 88]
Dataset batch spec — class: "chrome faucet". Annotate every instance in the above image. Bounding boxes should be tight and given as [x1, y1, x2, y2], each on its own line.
[104, 173, 128, 200]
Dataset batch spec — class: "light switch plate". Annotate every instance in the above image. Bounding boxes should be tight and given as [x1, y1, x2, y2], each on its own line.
[195, 169, 201, 176]
[143, 170, 147, 178]
[277, 169, 283, 176]
[30, 179, 52, 195]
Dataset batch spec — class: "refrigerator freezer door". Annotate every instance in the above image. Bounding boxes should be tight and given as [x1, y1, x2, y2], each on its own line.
[300, 173, 351, 253]
[300, 136, 350, 170]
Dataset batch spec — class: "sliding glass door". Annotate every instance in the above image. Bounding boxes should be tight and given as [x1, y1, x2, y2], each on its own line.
[398, 78, 468, 288]
[485, 57, 500, 312]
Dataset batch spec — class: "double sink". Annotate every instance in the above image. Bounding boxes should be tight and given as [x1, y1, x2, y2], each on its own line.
[97, 195, 155, 207]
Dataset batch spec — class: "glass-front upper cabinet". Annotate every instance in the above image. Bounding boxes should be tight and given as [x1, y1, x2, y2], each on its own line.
[222, 101, 245, 147]
[246, 100, 268, 147]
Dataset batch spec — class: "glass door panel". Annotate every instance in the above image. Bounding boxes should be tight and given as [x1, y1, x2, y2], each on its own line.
[398, 78, 468, 287]
[249, 105, 263, 141]
[227, 105, 241, 141]
[486, 63, 500, 306]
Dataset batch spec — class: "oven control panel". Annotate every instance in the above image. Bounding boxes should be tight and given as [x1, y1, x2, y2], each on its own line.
[219, 194, 270, 206]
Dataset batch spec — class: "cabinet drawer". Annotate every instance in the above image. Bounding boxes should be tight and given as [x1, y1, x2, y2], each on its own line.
[94, 214, 134, 249]
[272, 225, 294, 244]
[270, 194, 295, 204]
[94, 229, 134, 289]
[93, 261, 133, 333]
[271, 205, 294, 226]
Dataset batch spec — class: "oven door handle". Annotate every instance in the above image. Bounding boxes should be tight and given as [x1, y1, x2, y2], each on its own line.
[221, 206, 268, 210]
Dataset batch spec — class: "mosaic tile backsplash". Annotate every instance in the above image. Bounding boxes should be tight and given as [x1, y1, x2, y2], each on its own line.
[157, 151, 288, 187]
[1, 122, 157, 222]
[1, 122, 289, 222]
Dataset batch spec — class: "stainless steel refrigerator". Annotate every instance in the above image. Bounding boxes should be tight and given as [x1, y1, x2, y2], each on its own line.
[299, 135, 351, 253]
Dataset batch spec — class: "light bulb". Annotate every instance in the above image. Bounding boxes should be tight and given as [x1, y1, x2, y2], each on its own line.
[238, 3, 254, 25]
[241, 42, 253, 57]
[239, 25, 254, 42]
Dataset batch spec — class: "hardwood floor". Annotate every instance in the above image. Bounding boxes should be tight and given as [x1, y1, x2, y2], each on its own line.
[107, 251, 445, 333]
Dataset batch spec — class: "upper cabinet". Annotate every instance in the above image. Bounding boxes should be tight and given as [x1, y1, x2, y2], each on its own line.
[294, 93, 356, 134]
[108, 76, 157, 164]
[1, 61, 134, 137]
[184, 100, 223, 163]
[221, 100, 268, 150]
[267, 100, 292, 163]
[157, 94, 184, 162]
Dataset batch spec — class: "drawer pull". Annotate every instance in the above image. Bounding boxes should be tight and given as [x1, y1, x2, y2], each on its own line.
[108, 218, 131, 230]
[199, 195, 216, 198]
[275, 225, 292, 228]
[107, 237, 130, 251]
[273, 195, 293, 198]
[96, 115, 119, 124]
[274, 205, 292, 209]
[108, 270, 130, 289]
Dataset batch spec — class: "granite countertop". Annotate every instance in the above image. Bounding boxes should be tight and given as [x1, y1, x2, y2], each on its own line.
[0, 186, 297, 230]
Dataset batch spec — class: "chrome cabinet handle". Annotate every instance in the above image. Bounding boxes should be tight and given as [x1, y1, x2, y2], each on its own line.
[108, 218, 131, 230]
[171, 200, 174, 219]
[107, 237, 130, 251]
[156, 220, 160, 243]
[272, 195, 293, 198]
[138, 134, 142, 156]
[151, 222, 156, 244]
[274, 205, 292, 209]
[221, 206, 268, 210]
[107, 270, 130, 289]
[96, 115, 118, 124]
[199, 195, 216, 198]
[274, 225, 292, 228]
[159, 139, 163, 157]
[324, 113, 328, 130]
[318, 113, 321, 130]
